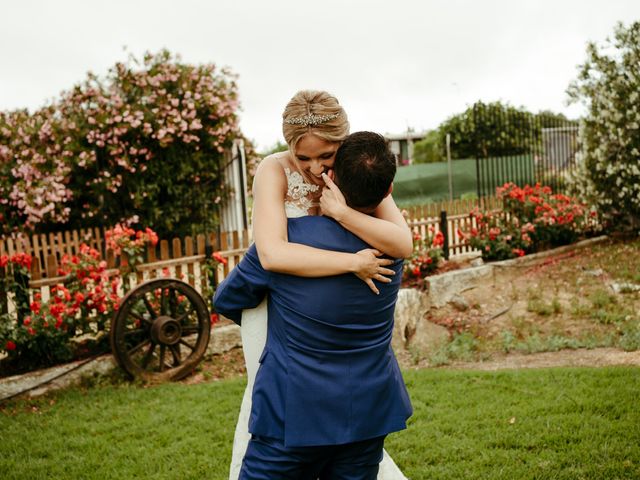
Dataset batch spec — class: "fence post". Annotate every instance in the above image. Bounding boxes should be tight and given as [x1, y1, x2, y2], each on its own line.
[0, 266, 7, 315]
[13, 270, 30, 325]
[440, 211, 449, 260]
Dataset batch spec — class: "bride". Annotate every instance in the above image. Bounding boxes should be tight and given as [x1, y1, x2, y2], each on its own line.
[230, 90, 413, 479]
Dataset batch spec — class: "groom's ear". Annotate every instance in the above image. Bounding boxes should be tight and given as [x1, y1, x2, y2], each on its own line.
[384, 183, 393, 198]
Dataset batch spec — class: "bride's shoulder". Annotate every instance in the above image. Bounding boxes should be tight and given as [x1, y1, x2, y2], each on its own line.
[255, 152, 297, 184]
[256, 151, 294, 176]
[253, 152, 291, 194]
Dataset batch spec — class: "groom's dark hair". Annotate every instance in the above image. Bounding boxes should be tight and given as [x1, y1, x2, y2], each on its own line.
[333, 131, 396, 211]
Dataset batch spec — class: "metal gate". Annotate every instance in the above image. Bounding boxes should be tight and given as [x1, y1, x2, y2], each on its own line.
[473, 102, 579, 198]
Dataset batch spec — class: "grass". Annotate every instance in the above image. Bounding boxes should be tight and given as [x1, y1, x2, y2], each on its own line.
[0, 377, 246, 479]
[1, 367, 639, 479]
[391, 367, 640, 479]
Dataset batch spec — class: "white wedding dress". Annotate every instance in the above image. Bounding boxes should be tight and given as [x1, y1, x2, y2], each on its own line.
[229, 167, 408, 479]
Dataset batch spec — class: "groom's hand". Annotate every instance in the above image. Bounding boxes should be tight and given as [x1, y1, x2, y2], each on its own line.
[320, 173, 348, 221]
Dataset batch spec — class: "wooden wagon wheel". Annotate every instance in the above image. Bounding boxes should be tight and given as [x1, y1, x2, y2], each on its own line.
[110, 278, 211, 381]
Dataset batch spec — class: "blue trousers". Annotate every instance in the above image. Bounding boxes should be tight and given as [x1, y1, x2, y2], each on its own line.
[239, 434, 385, 480]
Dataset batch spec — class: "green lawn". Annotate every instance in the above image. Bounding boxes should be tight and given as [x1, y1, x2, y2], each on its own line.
[1, 367, 639, 479]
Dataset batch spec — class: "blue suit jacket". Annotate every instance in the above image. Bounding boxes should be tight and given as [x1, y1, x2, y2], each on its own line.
[213, 216, 413, 447]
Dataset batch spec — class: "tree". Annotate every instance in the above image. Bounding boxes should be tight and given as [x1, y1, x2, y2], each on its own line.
[441, 101, 539, 159]
[422, 102, 573, 161]
[412, 130, 444, 163]
[567, 21, 640, 232]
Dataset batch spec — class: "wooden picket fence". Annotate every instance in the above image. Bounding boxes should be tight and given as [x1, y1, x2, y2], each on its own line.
[0, 197, 500, 308]
[0, 230, 252, 316]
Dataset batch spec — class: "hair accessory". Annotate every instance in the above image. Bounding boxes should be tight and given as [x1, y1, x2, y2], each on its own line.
[284, 112, 340, 127]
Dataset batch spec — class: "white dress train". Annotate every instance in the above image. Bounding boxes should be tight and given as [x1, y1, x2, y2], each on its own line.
[228, 167, 408, 480]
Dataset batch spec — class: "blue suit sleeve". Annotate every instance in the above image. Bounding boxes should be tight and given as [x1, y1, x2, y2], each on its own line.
[212, 246, 270, 325]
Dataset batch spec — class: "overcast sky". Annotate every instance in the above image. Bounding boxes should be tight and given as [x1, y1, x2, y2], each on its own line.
[2, 0, 639, 150]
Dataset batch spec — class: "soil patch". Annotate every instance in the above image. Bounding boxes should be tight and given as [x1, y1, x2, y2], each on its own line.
[186, 345, 640, 386]
[420, 239, 640, 361]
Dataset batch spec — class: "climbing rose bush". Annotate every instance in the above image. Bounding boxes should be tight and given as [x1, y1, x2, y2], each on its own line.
[0, 50, 242, 238]
[0, 107, 73, 230]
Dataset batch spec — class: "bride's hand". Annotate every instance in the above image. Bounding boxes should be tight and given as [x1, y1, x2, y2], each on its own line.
[353, 249, 396, 295]
[320, 172, 349, 221]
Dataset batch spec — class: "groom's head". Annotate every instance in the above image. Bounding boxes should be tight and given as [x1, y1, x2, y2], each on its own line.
[333, 131, 396, 213]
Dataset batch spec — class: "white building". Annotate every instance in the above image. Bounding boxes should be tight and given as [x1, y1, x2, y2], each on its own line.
[384, 129, 428, 165]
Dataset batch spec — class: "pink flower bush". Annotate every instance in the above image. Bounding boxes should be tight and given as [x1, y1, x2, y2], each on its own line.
[0, 50, 243, 238]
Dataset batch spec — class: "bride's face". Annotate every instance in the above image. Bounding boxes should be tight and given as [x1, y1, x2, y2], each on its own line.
[293, 133, 339, 186]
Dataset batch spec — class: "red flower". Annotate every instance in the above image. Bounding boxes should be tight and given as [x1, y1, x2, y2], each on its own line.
[27, 327, 36, 336]
[432, 231, 445, 248]
[210, 313, 219, 325]
[10, 253, 33, 270]
[30, 301, 41, 314]
[412, 266, 421, 277]
[23, 316, 32, 326]
[145, 227, 159, 246]
[213, 251, 228, 265]
[5, 340, 16, 351]
[0, 255, 8, 268]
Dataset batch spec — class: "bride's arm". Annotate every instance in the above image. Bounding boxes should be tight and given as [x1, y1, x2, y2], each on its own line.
[320, 174, 413, 259]
[252, 156, 394, 291]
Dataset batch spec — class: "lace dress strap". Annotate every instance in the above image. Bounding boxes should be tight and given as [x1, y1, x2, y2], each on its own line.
[283, 167, 320, 218]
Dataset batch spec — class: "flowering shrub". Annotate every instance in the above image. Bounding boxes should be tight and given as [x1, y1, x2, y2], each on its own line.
[106, 224, 159, 268]
[0, 108, 74, 232]
[567, 21, 640, 232]
[0, 50, 243, 238]
[1, 253, 75, 368]
[497, 182, 596, 249]
[201, 250, 228, 312]
[463, 209, 532, 261]
[464, 182, 598, 261]
[57, 244, 121, 334]
[402, 228, 444, 289]
[0, 225, 156, 371]
[0, 253, 33, 321]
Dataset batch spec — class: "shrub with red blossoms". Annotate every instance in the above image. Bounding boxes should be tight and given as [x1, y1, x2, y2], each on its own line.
[402, 228, 444, 289]
[57, 243, 121, 334]
[0, 253, 77, 369]
[0, 243, 124, 370]
[464, 182, 600, 261]
[106, 224, 159, 264]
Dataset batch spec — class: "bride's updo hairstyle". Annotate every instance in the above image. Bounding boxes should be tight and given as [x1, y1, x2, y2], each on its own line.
[282, 90, 350, 152]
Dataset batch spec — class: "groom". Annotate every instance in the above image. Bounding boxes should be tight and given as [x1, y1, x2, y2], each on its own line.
[213, 131, 412, 479]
